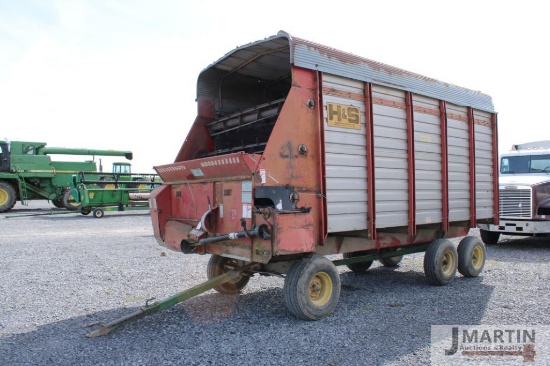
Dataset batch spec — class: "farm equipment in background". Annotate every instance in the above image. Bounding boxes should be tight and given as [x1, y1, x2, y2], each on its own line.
[70, 168, 162, 218]
[87, 31, 498, 337]
[0, 140, 133, 213]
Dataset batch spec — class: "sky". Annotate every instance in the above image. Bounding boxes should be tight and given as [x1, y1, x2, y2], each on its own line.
[1, 0, 548, 173]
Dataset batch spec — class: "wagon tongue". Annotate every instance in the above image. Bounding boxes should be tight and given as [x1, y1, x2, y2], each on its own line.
[154, 152, 261, 183]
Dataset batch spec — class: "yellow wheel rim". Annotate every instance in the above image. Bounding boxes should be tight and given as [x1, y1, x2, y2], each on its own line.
[0, 189, 7, 205]
[309, 272, 333, 306]
[104, 183, 116, 189]
[441, 251, 455, 276]
[471, 246, 484, 270]
[67, 193, 80, 208]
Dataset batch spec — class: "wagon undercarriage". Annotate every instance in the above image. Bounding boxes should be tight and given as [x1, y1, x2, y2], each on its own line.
[86, 237, 485, 337]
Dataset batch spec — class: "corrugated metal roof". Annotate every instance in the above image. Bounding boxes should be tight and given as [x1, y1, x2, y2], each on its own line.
[197, 31, 495, 112]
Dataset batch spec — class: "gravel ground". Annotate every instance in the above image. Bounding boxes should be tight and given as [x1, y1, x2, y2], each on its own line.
[1, 201, 550, 365]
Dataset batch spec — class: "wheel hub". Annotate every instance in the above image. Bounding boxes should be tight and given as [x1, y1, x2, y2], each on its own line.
[471, 246, 484, 269]
[309, 272, 333, 306]
[442, 252, 455, 276]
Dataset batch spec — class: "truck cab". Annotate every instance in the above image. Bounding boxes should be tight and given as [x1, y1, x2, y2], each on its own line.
[478, 140, 550, 244]
[0, 141, 9, 173]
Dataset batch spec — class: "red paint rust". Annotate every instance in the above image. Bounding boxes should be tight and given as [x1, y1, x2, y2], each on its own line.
[492, 113, 499, 225]
[468, 107, 477, 228]
[439, 100, 449, 232]
[317, 71, 328, 239]
[414, 105, 440, 116]
[322, 87, 364, 101]
[373, 97, 406, 109]
[274, 212, 316, 254]
[155, 152, 260, 184]
[364, 82, 376, 240]
[447, 113, 468, 122]
[405, 92, 416, 237]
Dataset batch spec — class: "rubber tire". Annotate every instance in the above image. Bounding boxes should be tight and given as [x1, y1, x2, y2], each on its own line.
[52, 199, 65, 209]
[457, 236, 486, 277]
[81, 208, 91, 215]
[423, 239, 458, 285]
[284, 254, 341, 320]
[62, 189, 82, 211]
[0, 181, 17, 213]
[93, 209, 104, 218]
[379, 255, 403, 267]
[480, 229, 500, 245]
[207, 255, 250, 294]
[343, 251, 373, 272]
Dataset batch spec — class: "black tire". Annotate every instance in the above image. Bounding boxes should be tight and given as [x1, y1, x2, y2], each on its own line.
[423, 239, 458, 285]
[284, 254, 341, 320]
[62, 189, 82, 211]
[343, 251, 373, 272]
[93, 209, 104, 218]
[52, 199, 65, 209]
[81, 208, 91, 215]
[207, 255, 250, 294]
[480, 229, 500, 245]
[379, 255, 403, 267]
[457, 236, 486, 277]
[0, 181, 17, 213]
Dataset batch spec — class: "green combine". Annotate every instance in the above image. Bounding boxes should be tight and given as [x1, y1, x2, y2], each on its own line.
[0, 140, 133, 213]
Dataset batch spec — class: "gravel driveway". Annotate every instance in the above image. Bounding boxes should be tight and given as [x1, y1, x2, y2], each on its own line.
[1, 201, 549, 365]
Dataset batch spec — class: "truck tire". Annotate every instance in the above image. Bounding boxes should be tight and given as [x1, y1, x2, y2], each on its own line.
[423, 239, 457, 285]
[0, 181, 17, 213]
[207, 255, 250, 294]
[457, 236, 486, 277]
[379, 255, 403, 267]
[284, 254, 341, 320]
[343, 251, 373, 272]
[62, 189, 82, 211]
[480, 229, 500, 245]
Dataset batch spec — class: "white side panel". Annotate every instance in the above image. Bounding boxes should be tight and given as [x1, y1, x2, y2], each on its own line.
[372, 85, 408, 228]
[413, 94, 442, 225]
[323, 73, 368, 232]
[474, 110, 495, 220]
[446, 103, 470, 221]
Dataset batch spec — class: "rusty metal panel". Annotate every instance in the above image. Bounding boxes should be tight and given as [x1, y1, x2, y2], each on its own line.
[220, 180, 252, 233]
[322, 73, 368, 233]
[171, 182, 213, 221]
[258, 67, 324, 247]
[273, 212, 316, 254]
[474, 110, 496, 220]
[372, 84, 409, 228]
[149, 184, 171, 247]
[154, 152, 260, 183]
[412, 94, 443, 225]
[446, 103, 471, 221]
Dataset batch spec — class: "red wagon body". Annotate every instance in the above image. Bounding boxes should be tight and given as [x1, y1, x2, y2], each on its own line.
[148, 31, 498, 320]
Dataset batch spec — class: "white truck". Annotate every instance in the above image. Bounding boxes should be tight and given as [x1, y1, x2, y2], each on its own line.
[478, 140, 550, 244]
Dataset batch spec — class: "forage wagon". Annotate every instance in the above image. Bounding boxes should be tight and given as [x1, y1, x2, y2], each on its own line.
[87, 31, 498, 336]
